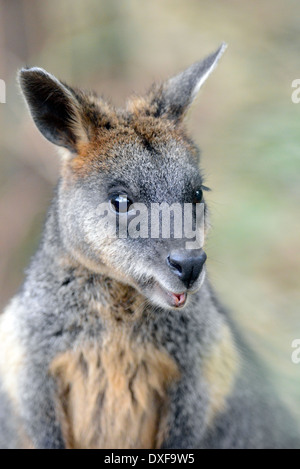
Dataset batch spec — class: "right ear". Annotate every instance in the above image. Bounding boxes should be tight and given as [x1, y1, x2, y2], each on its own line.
[18, 67, 87, 152]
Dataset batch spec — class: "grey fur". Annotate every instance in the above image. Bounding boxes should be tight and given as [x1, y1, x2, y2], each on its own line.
[0, 45, 298, 449]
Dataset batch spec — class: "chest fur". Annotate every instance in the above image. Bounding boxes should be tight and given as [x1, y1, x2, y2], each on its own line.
[50, 331, 180, 449]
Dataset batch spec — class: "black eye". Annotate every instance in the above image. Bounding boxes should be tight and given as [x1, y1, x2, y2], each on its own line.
[110, 194, 133, 213]
[193, 189, 203, 204]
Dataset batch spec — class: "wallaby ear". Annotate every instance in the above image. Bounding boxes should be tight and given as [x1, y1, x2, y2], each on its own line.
[151, 43, 227, 122]
[18, 67, 87, 151]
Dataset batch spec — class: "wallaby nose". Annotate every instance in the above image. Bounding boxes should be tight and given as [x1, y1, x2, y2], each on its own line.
[167, 250, 207, 289]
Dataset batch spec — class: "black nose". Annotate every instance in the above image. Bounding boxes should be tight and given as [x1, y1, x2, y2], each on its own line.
[167, 249, 207, 289]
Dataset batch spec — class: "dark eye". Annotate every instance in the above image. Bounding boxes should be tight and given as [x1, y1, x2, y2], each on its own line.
[193, 189, 203, 204]
[110, 194, 133, 213]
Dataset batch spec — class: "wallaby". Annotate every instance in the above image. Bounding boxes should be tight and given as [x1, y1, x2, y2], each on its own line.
[0, 44, 298, 449]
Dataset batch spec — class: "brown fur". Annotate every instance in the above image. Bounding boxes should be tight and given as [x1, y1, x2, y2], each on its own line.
[50, 328, 180, 449]
[203, 324, 239, 425]
[65, 91, 197, 179]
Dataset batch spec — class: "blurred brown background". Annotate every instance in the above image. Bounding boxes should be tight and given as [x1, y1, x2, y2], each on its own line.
[0, 0, 299, 417]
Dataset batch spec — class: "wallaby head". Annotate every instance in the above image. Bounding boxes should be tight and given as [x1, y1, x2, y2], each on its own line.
[18, 44, 226, 311]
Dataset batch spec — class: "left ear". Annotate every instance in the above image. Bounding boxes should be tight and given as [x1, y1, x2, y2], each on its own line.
[18, 67, 89, 152]
[150, 43, 227, 122]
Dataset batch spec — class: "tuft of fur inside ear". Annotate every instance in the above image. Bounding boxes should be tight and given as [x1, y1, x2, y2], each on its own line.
[18, 67, 88, 152]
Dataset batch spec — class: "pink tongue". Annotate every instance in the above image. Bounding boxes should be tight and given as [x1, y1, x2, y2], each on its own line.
[173, 293, 186, 306]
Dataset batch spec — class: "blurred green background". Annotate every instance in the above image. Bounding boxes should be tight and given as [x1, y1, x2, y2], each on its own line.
[0, 0, 299, 417]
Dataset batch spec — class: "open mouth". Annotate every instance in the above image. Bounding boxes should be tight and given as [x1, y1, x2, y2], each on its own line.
[155, 283, 187, 308]
[166, 290, 187, 308]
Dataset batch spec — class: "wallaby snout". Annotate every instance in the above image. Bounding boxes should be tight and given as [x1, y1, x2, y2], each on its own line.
[167, 249, 207, 289]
